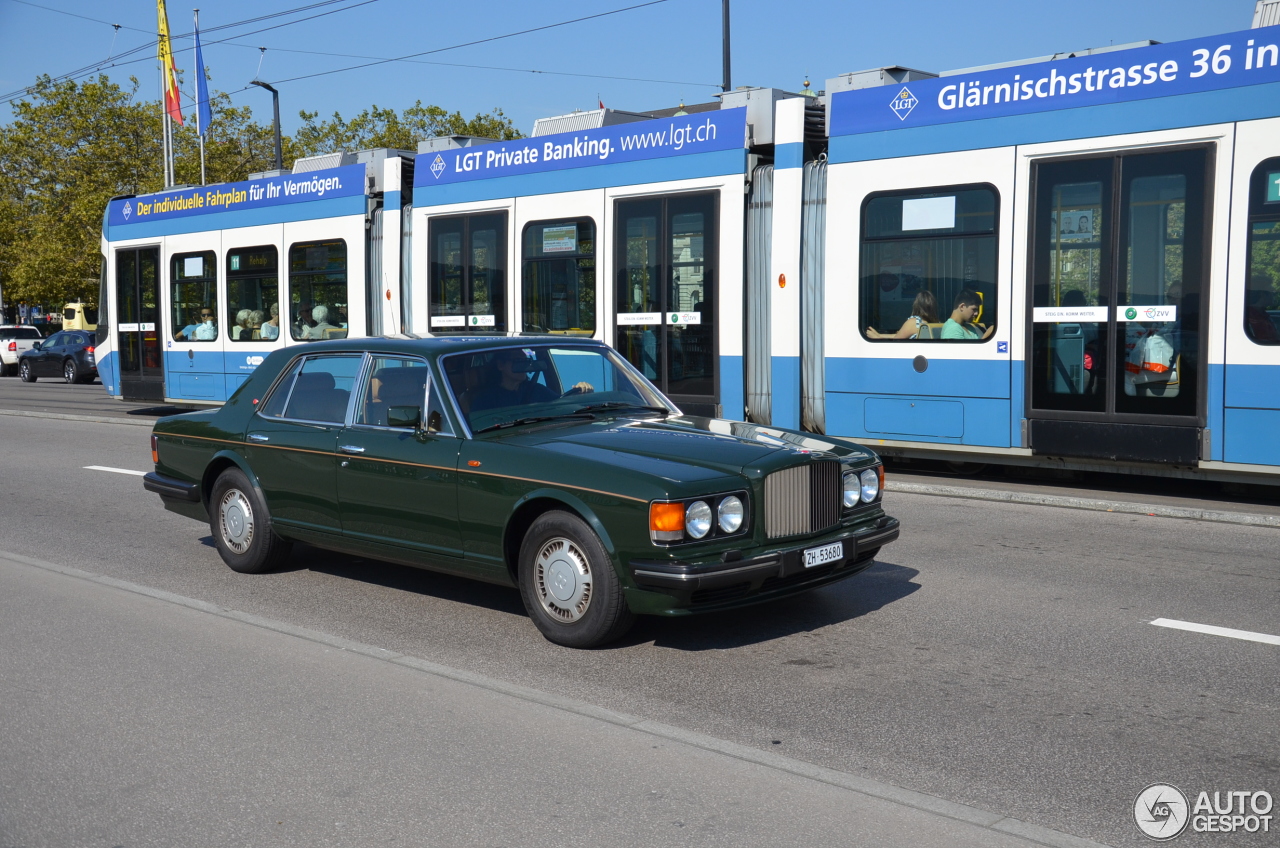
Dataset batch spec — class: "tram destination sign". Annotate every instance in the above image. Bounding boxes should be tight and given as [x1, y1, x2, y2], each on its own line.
[831, 25, 1280, 136]
[106, 164, 367, 227]
[415, 108, 747, 189]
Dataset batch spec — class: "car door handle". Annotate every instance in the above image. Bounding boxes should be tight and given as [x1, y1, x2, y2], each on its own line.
[338, 444, 365, 454]
[247, 433, 269, 442]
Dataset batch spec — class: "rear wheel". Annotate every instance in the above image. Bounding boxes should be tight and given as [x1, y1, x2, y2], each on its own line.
[518, 510, 634, 648]
[19, 360, 35, 382]
[0, 362, 9, 377]
[63, 359, 79, 384]
[209, 467, 293, 574]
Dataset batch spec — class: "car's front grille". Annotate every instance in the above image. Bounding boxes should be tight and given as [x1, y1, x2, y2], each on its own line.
[763, 460, 841, 539]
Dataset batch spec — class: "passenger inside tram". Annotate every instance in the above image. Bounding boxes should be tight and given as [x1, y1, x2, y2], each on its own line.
[865, 290, 940, 339]
[941, 290, 994, 340]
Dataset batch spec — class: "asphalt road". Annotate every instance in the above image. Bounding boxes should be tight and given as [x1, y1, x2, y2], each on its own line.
[0, 401, 1277, 846]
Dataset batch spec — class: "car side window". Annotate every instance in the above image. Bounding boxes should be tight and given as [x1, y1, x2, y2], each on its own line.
[44, 333, 64, 347]
[258, 355, 360, 424]
[356, 357, 428, 428]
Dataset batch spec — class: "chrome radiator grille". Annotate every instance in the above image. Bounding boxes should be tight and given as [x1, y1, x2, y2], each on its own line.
[763, 460, 841, 539]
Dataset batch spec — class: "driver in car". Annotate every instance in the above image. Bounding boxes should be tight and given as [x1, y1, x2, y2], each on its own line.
[468, 349, 593, 412]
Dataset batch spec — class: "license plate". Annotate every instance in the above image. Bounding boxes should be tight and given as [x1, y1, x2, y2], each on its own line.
[804, 542, 843, 568]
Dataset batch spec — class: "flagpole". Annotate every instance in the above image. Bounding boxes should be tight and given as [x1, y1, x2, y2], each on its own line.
[195, 8, 206, 186]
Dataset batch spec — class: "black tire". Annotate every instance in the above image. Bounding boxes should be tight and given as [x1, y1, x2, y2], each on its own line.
[0, 362, 9, 377]
[18, 359, 35, 382]
[63, 359, 79, 384]
[517, 510, 635, 648]
[209, 467, 293, 574]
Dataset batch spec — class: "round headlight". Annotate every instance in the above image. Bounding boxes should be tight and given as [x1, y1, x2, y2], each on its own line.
[860, 468, 880, 503]
[685, 500, 712, 539]
[717, 495, 744, 533]
[842, 471, 859, 509]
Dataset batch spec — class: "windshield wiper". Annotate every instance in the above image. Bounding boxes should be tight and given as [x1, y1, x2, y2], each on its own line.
[473, 412, 596, 434]
[571, 401, 671, 417]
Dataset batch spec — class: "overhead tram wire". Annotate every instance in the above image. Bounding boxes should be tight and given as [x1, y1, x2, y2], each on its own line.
[216, 43, 719, 89]
[0, 0, 377, 105]
[261, 0, 675, 86]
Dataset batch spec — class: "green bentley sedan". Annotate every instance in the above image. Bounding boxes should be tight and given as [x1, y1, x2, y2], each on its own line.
[144, 336, 899, 647]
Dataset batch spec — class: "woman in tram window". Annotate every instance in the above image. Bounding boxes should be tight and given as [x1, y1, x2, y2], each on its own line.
[866, 290, 941, 339]
[260, 304, 281, 340]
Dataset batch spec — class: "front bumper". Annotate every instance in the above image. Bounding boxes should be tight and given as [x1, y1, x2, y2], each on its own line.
[626, 515, 900, 610]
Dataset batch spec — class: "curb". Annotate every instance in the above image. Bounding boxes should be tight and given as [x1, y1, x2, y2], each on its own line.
[886, 480, 1280, 528]
[0, 408, 157, 427]
[1, 548, 1114, 848]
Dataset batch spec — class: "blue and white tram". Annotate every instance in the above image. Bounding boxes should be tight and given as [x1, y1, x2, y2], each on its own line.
[98, 20, 1280, 483]
[98, 160, 389, 403]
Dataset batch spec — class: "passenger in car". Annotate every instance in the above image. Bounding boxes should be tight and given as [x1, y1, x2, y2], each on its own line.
[866, 291, 940, 339]
[941, 290, 994, 340]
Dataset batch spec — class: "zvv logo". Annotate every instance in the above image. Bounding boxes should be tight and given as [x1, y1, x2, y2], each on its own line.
[1134, 784, 1190, 841]
[889, 88, 918, 121]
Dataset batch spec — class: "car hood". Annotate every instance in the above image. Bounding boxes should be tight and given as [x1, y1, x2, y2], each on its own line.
[500, 415, 876, 482]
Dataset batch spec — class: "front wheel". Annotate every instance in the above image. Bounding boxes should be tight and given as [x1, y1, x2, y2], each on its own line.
[209, 467, 293, 574]
[63, 359, 79, 384]
[518, 510, 634, 648]
[19, 360, 35, 382]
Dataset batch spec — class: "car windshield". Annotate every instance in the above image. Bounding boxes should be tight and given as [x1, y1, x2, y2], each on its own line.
[443, 344, 671, 433]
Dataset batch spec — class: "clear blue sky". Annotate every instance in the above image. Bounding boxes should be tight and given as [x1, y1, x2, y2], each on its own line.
[0, 0, 1250, 137]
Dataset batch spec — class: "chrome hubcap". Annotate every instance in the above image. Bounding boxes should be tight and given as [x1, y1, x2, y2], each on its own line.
[65, 364, 74, 381]
[534, 537, 592, 622]
[218, 487, 254, 555]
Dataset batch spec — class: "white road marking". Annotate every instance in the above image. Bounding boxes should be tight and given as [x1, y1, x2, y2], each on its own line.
[1151, 618, 1280, 646]
[84, 465, 146, 477]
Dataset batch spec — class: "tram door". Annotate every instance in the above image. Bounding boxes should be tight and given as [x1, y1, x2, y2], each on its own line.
[1028, 148, 1208, 463]
[614, 193, 718, 416]
[116, 247, 165, 402]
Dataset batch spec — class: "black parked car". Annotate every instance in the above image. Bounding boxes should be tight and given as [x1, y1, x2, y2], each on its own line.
[18, 329, 98, 384]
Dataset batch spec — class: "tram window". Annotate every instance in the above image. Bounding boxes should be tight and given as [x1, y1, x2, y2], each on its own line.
[1244, 158, 1280, 345]
[170, 251, 218, 341]
[226, 245, 280, 342]
[288, 239, 348, 341]
[521, 218, 595, 336]
[429, 212, 508, 334]
[860, 186, 998, 342]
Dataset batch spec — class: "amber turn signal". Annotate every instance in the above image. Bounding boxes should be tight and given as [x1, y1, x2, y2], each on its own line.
[649, 501, 685, 542]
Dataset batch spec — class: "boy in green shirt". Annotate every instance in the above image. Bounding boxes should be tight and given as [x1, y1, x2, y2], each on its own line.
[941, 290, 994, 340]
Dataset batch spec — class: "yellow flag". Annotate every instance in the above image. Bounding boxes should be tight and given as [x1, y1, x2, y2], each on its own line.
[157, 0, 184, 125]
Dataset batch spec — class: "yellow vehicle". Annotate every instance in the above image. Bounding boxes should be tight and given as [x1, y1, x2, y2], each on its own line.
[62, 302, 98, 332]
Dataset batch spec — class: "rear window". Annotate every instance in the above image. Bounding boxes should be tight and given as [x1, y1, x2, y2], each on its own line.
[0, 328, 42, 340]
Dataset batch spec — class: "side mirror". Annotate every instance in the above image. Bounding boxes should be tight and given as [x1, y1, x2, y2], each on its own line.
[386, 405, 421, 429]
[31, 342, 41, 350]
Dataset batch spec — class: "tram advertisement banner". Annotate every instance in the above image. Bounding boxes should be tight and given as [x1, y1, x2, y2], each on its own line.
[414, 107, 747, 188]
[106, 164, 367, 227]
[830, 25, 1280, 136]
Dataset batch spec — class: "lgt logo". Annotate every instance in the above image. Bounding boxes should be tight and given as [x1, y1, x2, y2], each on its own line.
[889, 88, 918, 121]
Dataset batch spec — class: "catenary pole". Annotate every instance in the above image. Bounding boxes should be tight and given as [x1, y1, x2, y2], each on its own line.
[722, 0, 731, 93]
[250, 80, 283, 171]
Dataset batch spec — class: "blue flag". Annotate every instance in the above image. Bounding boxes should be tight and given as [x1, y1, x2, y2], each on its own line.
[194, 16, 212, 138]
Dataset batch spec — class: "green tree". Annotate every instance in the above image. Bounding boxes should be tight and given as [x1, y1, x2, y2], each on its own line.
[293, 101, 521, 157]
[0, 75, 288, 307]
[0, 74, 163, 308]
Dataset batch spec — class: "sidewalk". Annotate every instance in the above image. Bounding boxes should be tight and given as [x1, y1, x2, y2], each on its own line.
[0, 551, 1110, 848]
